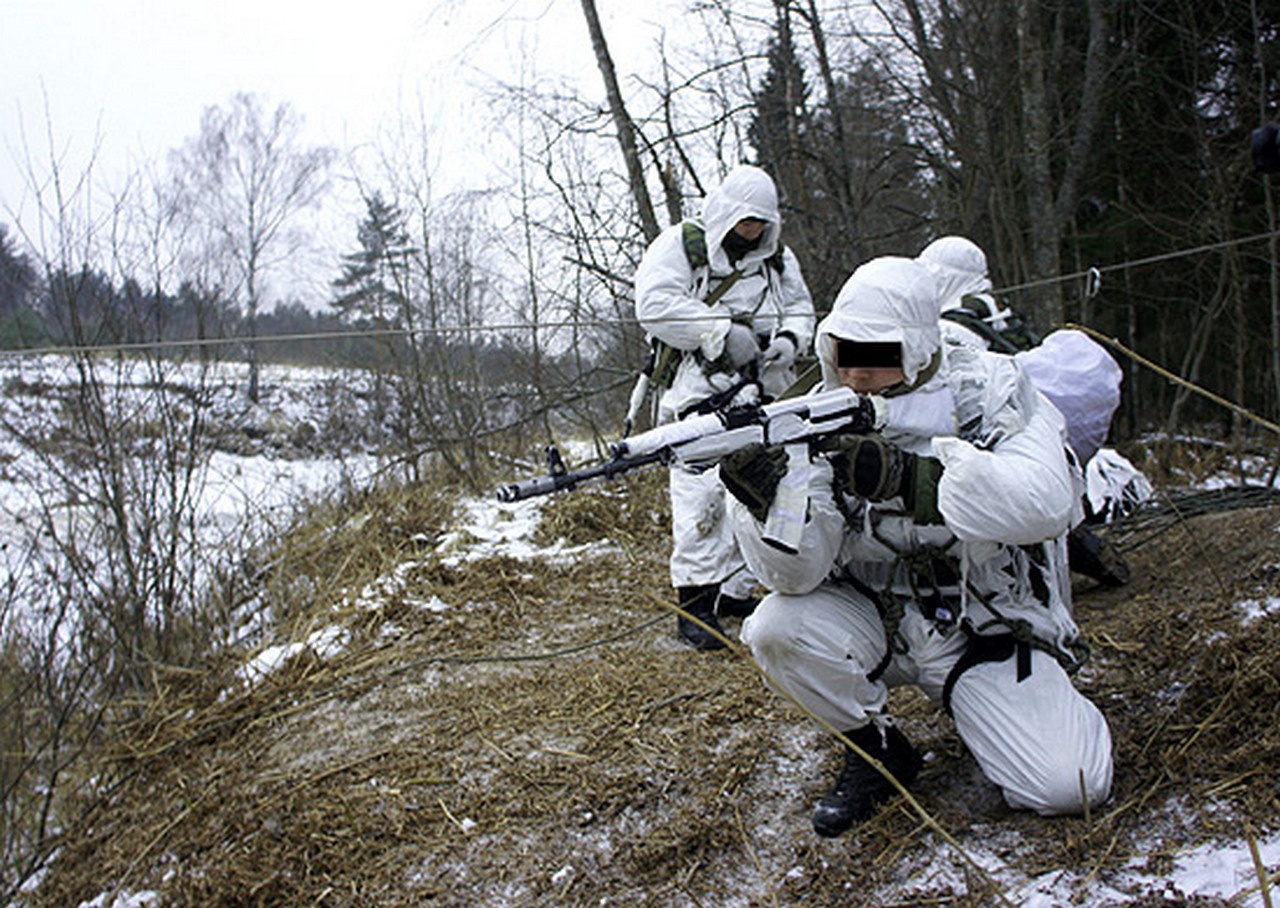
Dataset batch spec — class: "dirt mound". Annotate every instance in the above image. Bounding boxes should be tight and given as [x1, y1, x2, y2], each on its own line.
[25, 477, 1280, 907]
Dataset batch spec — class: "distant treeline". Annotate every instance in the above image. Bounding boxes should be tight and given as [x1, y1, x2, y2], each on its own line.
[0, 225, 534, 382]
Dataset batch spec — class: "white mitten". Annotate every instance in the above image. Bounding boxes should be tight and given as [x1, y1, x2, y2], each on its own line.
[723, 323, 761, 368]
[762, 333, 797, 368]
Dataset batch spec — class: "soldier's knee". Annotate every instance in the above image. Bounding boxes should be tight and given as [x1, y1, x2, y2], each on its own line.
[740, 592, 805, 658]
[1011, 761, 1113, 816]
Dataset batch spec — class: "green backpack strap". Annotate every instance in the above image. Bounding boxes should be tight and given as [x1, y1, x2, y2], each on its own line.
[682, 221, 709, 269]
[775, 359, 822, 400]
[680, 222, 743, 305]
[647, 224, 740, 391]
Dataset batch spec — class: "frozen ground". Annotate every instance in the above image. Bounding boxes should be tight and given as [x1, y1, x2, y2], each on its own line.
[4, 355, 1277, 907]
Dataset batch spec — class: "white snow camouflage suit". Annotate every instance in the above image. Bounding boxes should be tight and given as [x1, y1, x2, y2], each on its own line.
[634, 165, 815, 596]
[733, 255, 1113, 815]
[918, 235, 1122, 465]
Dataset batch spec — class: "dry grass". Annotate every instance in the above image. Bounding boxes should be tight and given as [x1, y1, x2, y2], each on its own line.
[23, 470, 1280, 907]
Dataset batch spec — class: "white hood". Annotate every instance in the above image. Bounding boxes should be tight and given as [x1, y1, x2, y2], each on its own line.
[918, 236, 993, 312]
[700, 165, 782, 272]
[815, 256, 941, 388]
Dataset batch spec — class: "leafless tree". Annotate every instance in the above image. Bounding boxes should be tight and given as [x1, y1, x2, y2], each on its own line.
[169, 93, 335, 402]
[580, 0, 662, 243]
[0, 109, 240, 898]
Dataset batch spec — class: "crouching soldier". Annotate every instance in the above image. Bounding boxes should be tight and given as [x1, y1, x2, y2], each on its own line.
[718, 256, 1113, 837]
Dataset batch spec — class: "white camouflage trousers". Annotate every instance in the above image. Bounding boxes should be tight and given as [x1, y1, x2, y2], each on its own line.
[668, 464, 755, 598]
[742, 583, 1114, 815]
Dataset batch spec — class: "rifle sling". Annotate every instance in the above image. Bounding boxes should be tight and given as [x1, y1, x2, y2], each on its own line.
[704, 269, 744, 306]
[776, 361, 821, 400]
[646, 268, 745, 388]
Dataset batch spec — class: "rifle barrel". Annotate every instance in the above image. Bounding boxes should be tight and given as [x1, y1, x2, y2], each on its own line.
[495, 450, 663, 502]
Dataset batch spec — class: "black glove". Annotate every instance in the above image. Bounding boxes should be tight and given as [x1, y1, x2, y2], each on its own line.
[817, 433, 945, 524]
[719, 442, 788, 521]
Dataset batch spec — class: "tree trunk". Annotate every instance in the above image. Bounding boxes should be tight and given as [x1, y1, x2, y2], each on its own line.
[799, 0, 859, 252]
[579, 0, 661, 242]
[1254, 0, 1280, 424]
[1016, 0, 1063, 330]
[1054, 0, 1110, 231]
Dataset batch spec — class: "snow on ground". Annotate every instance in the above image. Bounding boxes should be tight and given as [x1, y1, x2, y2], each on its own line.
[872, 826, 1280, 907]
[208, 481, 1280, 908]
[0, 354, 381, 633]
[1238, 596, 1280, 625]
[436, 493, 619, 566]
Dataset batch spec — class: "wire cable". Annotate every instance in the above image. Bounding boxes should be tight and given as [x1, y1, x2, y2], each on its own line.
[7, 227, 1280, 360]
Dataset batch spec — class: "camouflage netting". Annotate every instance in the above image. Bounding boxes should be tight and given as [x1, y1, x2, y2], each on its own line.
[24, 473, 1280, 907]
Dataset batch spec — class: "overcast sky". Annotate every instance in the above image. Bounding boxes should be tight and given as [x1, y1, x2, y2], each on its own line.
[0, 0, 676, 224]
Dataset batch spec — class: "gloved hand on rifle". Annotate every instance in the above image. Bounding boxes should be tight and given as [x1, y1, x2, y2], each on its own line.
[762, 332, 798, 369]
[723, 323, 761, 368]
[720, 442, 789, 522]
[816, 433, 945, 524]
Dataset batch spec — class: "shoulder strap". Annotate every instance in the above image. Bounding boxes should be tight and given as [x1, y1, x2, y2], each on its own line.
[705, 270, 743, 306]
[942, 308, 1024, 354]
[682, 221, 708, 269]
[775, 360, 822, 400]
[681, 222, 745, 305]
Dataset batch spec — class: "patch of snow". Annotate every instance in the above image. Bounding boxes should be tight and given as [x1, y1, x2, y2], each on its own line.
[346, 561, 450, 613]
[235, 625, 349, 686]
[1115, 832, 1280, 906]
[435, 495, 617, 565]
[876, 824, 1280, 907]
[75, 891, 159, 908]
[1236, 596, 1280, 625]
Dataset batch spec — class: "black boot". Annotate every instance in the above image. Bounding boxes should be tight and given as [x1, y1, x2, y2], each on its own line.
[812, 723, 921, 838]
[717, 592, 759, 619]
[1068, 525, 1131, 587]
[676, 585, 726, 651]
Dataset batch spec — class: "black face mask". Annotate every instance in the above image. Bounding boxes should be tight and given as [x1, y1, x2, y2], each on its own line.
[836, 339, 903, 369]
[721, 229, 762, 265]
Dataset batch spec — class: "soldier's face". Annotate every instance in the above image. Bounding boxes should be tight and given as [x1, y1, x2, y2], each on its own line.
[837, 366, 906, 395]
[834, 338, 905, 394]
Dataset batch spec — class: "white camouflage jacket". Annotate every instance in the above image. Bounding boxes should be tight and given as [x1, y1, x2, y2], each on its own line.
[729, 257, 1087, 667]
[634, 165, 814, 420]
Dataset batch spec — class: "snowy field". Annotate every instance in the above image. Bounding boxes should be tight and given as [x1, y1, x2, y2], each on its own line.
[0, 354, 379, 597]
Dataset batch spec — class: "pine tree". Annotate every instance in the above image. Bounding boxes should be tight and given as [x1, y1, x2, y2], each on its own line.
[749, 6, 811, 224]
[0, 224, 37, 316]
[332, 192, 414, 328]
[332, 192, 416, 429]
[748, 9, 930, 309]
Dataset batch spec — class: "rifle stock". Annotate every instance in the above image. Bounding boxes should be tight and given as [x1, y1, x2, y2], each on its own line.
[495, 386, 876, 504]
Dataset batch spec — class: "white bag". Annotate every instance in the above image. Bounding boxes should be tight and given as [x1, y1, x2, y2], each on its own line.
[1014, 329, 1122, 463]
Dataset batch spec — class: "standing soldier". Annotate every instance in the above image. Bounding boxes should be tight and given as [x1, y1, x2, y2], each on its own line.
[634, 165, 816, 650]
